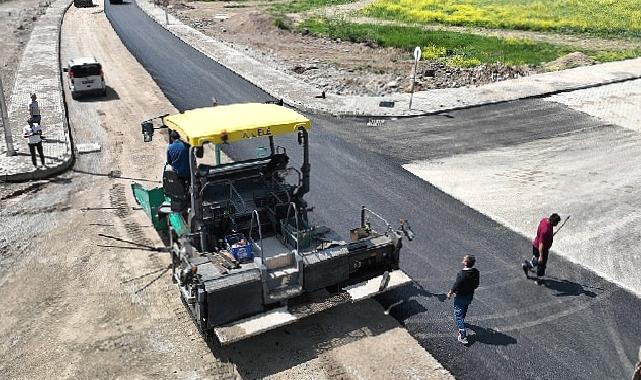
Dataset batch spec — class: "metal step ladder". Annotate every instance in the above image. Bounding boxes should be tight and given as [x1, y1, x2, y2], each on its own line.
[250, 207, 304, 304]
[264, 252, 302, 302]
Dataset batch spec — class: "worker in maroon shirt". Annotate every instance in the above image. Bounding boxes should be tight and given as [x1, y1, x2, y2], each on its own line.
[523, 213, 561, 285]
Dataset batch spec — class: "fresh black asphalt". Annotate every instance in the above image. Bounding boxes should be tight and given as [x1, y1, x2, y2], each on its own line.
[105, 2, 641, 379]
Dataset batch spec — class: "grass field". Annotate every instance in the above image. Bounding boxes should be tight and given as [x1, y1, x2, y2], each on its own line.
[364, 0, 641, 36]
[299, 18, 638, 67]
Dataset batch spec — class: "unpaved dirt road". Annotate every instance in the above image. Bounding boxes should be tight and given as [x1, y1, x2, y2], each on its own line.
[0, 2, 450, 379]
[0, 1, 227, 378]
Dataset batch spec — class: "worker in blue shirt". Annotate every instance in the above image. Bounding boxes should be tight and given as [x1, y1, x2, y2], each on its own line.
[167, 130, 191, 184]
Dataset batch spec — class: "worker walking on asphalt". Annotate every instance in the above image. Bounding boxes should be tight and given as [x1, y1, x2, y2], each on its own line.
[22, 121, 45, 168]
[523, 213, 561, 285]
[166, 130, 191, 186]
[28, 93, 41, 125]
[447, 255, 480, 345]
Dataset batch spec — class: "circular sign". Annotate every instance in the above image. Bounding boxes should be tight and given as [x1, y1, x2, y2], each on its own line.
[413, 46, 422, 62]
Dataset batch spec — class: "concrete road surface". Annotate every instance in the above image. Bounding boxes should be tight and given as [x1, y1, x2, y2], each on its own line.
[102, 1, 641, 379]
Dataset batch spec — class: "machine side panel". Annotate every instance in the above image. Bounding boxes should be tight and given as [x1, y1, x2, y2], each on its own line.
[302, 248, 350, 291]
[205, 268, 264, 328]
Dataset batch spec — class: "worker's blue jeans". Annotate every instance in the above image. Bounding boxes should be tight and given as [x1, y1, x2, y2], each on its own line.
[453, 294, 473, 337]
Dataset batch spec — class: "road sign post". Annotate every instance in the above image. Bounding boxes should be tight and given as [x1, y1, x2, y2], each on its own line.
[0, 75, 16, 157]
[162, 0, 169, 25]
[409, 46, 421, 110]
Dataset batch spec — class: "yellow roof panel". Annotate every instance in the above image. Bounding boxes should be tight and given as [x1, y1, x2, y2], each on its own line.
[163, 103, 311, 147]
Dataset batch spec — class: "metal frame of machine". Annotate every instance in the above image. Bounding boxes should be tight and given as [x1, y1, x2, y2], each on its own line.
[133, 103, 414, 344]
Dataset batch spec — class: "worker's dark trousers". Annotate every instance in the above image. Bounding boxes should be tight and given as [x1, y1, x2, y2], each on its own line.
[28, 142, 45, 166]
[528, 246, 547, 276]
[453, 294, 473, 337]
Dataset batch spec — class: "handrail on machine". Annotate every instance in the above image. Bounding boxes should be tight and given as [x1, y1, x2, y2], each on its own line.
[285, 202, 300, 255]
[249, 209, 264, 262]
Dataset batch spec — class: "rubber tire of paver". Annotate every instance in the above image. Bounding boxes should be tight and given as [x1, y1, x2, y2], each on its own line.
[101, 89, 107, 97]
[71, 91, 78, 100]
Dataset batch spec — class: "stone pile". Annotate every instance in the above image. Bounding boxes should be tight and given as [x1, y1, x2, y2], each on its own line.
[288, 61, 532, 96]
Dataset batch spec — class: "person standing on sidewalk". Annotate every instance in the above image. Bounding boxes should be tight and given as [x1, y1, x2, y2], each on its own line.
[523, 213, 561, 285]
[447, 255, 480, 345]
[22, 121, 45, 168]
[28, 93, 41, 125]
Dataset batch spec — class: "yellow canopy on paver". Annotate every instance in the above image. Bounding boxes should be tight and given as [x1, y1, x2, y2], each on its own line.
[163, 103, 311, 147]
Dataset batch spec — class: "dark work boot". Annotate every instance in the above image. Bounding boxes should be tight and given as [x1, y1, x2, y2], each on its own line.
[522, 260, 530, 278]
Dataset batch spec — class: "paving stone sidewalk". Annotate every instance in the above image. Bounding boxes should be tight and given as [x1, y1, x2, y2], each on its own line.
[545, 78, 641, 133]
[138, 0, 641, 118]
[0, 0, 73, 182]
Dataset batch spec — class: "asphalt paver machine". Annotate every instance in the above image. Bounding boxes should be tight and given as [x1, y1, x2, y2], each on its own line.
[132, 103, 414, 344]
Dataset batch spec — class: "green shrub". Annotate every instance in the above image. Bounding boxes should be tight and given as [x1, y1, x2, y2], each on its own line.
[274, 17, 292, 30]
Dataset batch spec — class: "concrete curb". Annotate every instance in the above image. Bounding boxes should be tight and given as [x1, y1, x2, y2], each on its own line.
[1, 0, 75, 183]
[134, 0, 641, 118]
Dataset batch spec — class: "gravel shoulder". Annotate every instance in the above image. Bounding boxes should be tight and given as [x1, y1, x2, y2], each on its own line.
[0, 2, 452, 379]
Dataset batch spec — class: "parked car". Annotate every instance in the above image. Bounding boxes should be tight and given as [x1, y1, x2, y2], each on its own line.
[63, 57, 107, 100]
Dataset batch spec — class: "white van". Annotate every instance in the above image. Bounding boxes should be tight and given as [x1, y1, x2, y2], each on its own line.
[64, 57, 107, 99]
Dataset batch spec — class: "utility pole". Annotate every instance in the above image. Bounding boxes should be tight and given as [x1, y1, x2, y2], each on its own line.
[0, 75, 16, 156]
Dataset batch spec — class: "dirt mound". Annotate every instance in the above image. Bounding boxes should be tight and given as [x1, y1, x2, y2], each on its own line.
[169, 2, 194, 11]
[543, 52, 597, 71]
[225, 10, 281, 35]
[190, 8, 286, 38]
